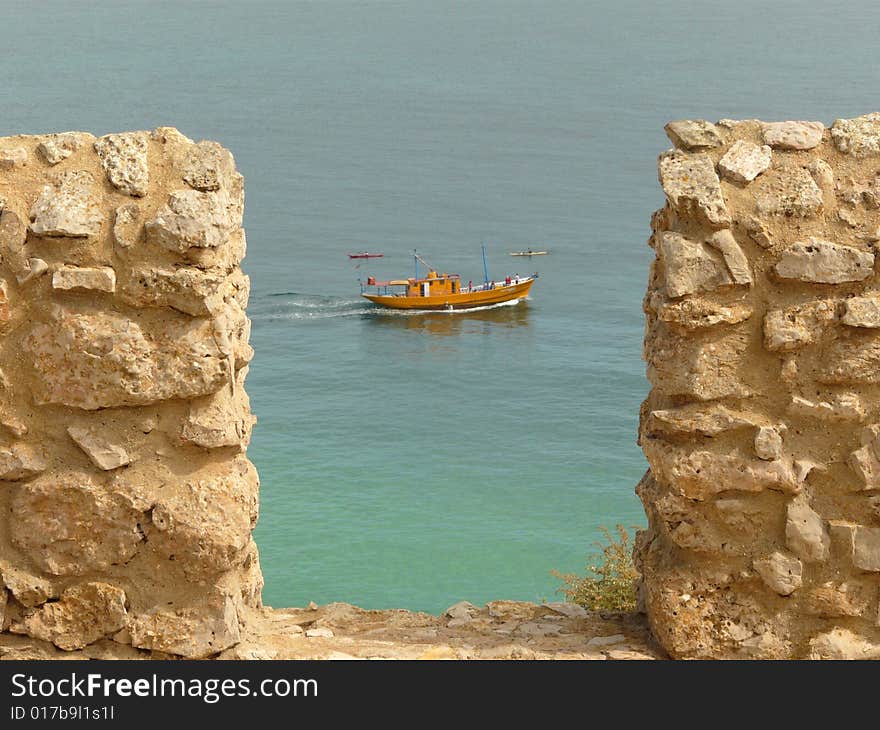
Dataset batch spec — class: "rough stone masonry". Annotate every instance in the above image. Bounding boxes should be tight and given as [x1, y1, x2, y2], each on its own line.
[637, 112, 880, 659]
[0, 128, 260, 657]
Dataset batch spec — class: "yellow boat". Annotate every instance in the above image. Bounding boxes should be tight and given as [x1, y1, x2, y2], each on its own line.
[360, 251, 537, 311]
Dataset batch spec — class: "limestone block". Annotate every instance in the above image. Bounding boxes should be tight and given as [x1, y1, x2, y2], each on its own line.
[19, 582, 127, 651]
[664, 120, 722, 151]
[10, 472, 145, 576]
[0, 444, 45, 480]
[0, 147, 28, 169]
[718, 140, 771, 183]
[754, 426, 783, 461]
[0, 565, 56, 608]
[785, 494, 829, 563]
[129, 594, 240, 658]
[147, 458, 259, 578]
[830, 521, 880, 571]
[120, 267, 227, 316]
[67, 426, 132, 470]
[644, 403, 756, 439]
[657, 231, 733, 298]
[774, 239, 873, 284]
[37, 132, 90, 165]
[94, 132, 150, 197]
[842, 295, 880, 327]
[831, 113, 880, 157]
[788, 393, 865, 421]
[753, 552, 802, 596]
[817, 332, 880, 384]
[755, 168, 823, 217]
[145, 188, 240, 253]
[763, 300, 837, 351]
[705, 229, 752, 284]
[24, 307, 231, 409]
[805, 582, 871, 618]
[809, 628, 880, 659]
[644, 442, 800, 501]
[182, 140, 239, 192]
[652, 296, 752, 331]
[180, 375, 255, 449]
[645, 325, 748, 400]
[29, 170, 103, 237]
[52, 265, 116, 293]
[761, 121, 824, 150]
[658, 151, 730, 227]
[112, 203, 141, 247]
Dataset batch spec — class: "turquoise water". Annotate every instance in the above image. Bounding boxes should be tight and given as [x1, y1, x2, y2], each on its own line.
[3, 0, 878, 612]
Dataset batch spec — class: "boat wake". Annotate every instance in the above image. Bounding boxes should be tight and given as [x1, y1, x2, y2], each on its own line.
[251, 293, 527, 322]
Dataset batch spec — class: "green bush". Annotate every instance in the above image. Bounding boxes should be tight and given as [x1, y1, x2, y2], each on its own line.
[552, 525, 639, 612]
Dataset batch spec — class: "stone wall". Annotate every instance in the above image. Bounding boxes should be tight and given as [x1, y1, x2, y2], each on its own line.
[636, 113, 880, 659]
[0, 129, 260, 658]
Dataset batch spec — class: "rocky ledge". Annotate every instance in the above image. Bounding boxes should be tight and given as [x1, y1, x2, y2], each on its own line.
[0, 602, 662, 661]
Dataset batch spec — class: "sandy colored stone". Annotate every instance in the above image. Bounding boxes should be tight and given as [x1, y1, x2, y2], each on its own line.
[0, 147, 28, 169]
[146, 188, 240, 252]
[24, 306, 232, 409]
[763, 299, 837, 351]
[0, 565, 55, 608]
[644, 403, 756, 439]
[705, 229, 751, 284]
[657, 231, 733, 298]
[182, 140, 239, 192]
[658, 150, 730, 227]
[774, 239, 873, 283]
[0, 444, 45, 480]
[129, 595, 240, 658]
[37, 132, 89, 165]
[761, 121, 824, 150]
[19, 582, 127, 651]
[842, 295, 880, 327]
[52, 265, 116, 293]
[655, 300, 752, 331]
[664, 120, 722, 150]
[67, 426, 132, 470]
[754, 426, 783, 461]
[788, 393, 865, 421]
[831, 113, 880, 157]
[809, 628, 880, 659]
[120, 267, 230, 316]
[785, 494, 829, 563]
[755, 168, 823, 217]
[753, 552, 802, 596]
[29, 170, 103, 237]
[10, 472, 145, 576]
[718, 140, 771, 183]
[181, 379, 255, 449]
[94, 132, 150, 196]
[112, 203, 141, 247]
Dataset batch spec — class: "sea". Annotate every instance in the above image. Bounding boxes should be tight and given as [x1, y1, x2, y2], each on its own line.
[2, 0, 877, 613]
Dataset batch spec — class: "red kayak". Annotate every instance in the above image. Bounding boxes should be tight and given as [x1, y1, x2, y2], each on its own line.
[348, 252, 384, 259]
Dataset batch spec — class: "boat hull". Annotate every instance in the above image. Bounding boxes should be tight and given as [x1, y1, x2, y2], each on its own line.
[363, 279, 534, 310]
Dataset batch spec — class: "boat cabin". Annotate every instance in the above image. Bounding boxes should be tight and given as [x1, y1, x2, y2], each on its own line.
[365, 270, 462, 298]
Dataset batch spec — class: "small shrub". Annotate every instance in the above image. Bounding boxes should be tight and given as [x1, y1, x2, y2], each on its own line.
[552, 525, 639, 612]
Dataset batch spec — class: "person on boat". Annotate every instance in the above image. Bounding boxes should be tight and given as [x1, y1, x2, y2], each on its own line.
[468, 280, 472, 292]
[505, 275, 511, 286]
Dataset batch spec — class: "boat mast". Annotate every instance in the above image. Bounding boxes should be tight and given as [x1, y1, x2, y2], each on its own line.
[481, 241, 490, 285]
[414, 250, 418, 280]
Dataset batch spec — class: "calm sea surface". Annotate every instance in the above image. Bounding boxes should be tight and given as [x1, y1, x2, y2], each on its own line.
[2, 0, 877, 612]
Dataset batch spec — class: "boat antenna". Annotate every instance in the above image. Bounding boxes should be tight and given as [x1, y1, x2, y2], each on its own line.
[481, 241, 490, 285]
[413, 250, 433, 275]
[414, 249, 418, 280]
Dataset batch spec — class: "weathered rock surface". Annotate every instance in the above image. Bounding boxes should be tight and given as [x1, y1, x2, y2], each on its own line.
[718, 140, 771, 183]
[94, 132, 150, 197]
[52, 265, 116, 293]
[755, 168, 824, 217]
[29, 171, 103, 237]
[831, 113, 880, 157]
[774, 239, 873, 284]
[639, 115, 880, 659]
[658, 151, 730, 227]
[761, 121, 825, 150]
[18, 582, 127, 651]
[0, 128, 260, 658]
[664, 120, 722, 150]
